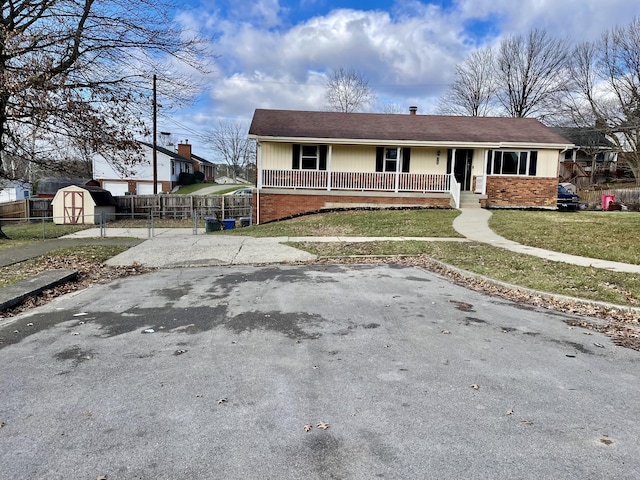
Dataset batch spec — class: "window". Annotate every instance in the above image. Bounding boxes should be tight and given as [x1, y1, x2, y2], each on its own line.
[384, 148, 398, 172]
[487, 150, 538, 176]
[292, 144, 327, 170]
[301, 145, 318, 170]
[376, 147, 410, 172]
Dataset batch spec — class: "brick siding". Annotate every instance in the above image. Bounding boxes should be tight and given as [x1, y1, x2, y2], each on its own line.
[485, 176, 557, 208]
[256, 191, 451, 223]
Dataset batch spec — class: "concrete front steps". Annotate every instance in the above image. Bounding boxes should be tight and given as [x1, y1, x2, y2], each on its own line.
[459, 192, 486, 209]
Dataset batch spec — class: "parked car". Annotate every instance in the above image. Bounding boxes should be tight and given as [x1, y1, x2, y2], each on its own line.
[557, 184, 580, 211]
[231, 187, 253, 196]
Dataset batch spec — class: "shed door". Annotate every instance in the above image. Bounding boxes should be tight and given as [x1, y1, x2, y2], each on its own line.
[63, 191, 85, 224]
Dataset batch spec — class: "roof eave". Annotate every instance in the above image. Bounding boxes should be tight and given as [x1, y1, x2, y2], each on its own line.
[250, 135, 574, 150]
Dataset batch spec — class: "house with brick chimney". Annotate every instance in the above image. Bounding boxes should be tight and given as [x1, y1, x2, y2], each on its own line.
[248, 108, 574, 223]
[92, 141, 214, 196]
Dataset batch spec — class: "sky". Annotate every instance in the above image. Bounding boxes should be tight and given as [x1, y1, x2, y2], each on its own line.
[158, 0, 640, 155]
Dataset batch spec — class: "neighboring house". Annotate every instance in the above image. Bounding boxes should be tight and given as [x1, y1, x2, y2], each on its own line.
[51, 185, 116, 224]
[35, 177, 100, 198]
[92, 141, 212, 196]
[0, 180, 31, 203]
[248, 108, 574, 223]
[552, 127, 618, 187]
[191, 152, 216, 182]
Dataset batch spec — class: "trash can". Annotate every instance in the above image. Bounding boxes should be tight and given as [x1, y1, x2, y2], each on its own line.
[222, 218, 236, 230]
[239, 217, 251, 227]
[602, 194, 615, 211]
[204, 217, 220, 232]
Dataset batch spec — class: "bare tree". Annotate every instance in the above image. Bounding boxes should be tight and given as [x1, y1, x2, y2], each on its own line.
[0, 0, 211, 237]
[204, 121, 255, 181]
[376, 102, 405, 114]
[567, 19, 640, 185]
[325, 67, 375, 113]
[437, 48, 497, 116]
[495, 29, 570, 119]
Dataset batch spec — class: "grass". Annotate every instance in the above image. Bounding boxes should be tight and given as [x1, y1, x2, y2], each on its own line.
[172, 184, 213, 194]
[0, 222, 92, 250]
[0, 245, 128, 288]
[173, 184, 245, 195]
[3, 208, 639, 307]
[290, 240, 640, 307]
[489, 210, 640, 265]
[218, 209, 463, 238]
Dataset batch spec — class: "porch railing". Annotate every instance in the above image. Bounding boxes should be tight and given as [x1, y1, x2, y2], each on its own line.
[262, 169, 454, 193]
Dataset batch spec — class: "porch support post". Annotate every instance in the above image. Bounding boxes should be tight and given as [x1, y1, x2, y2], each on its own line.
[327, 145, 333, 191]
[394, 147, 400, 193]
[256, 142, 263, 189]
[483, 149, 488, 195]
[450, 148, 456, 174]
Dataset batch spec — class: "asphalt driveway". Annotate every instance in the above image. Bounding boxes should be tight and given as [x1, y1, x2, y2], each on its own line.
[1, 264, 639, 479]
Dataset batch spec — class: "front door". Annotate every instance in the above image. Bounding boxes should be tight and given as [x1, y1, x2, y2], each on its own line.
[454, 149, 473, 191]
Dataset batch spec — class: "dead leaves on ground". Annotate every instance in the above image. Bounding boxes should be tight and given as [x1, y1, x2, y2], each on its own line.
[1, 255, 149, 318]
[304, 422, 329, 432]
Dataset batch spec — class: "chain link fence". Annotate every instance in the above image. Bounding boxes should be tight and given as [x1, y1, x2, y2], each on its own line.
[0, 194, 253, 240]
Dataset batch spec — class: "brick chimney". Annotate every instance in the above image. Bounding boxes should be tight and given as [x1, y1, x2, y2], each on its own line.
[177, 140, 192, 159]
[409, 106, 418, 115]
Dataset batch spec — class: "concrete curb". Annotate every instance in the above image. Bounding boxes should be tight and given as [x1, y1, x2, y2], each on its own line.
[316, 254, 640, 315]
[0, 269, 78, 311]
[419, 257, 640, 315]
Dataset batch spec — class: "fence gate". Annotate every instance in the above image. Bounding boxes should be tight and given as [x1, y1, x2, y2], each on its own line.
[63, 191, 85, 224]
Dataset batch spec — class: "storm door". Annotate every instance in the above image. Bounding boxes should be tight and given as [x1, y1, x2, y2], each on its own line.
[453, 149, 473, 191]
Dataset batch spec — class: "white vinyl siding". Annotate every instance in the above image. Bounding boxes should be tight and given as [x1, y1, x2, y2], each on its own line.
[260, 143, 294, 170]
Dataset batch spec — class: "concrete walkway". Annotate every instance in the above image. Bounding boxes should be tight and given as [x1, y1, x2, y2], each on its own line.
[60, 210, 640, 273]
[453, 206, 640, 273]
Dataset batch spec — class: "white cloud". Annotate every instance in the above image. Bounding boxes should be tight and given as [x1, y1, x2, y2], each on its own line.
[168, 0, 640, 148]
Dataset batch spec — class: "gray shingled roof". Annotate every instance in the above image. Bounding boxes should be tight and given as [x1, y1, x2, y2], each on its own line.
[551, 127, 614, 148]
[249, 109, 573, 146]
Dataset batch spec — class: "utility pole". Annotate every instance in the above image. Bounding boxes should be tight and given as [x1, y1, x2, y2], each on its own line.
[152, 74, 158, 195]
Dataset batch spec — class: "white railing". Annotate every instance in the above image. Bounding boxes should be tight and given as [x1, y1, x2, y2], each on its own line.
[450, 178, 461, 208]
[262, 169, 329, 189]
[262, 169, 453, 193]
[330, 171, 396, 190]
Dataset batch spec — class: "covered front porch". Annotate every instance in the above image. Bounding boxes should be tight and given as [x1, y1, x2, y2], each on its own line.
[259, 170, 462, 208]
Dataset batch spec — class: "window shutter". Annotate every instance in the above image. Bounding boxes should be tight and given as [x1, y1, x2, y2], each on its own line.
[292, 144, 300, 169]
[376, 147, 384, 172]
[446, 149, 452, 174]
[319, 145, 327, 171]
[486, 150, 492, 174]
[528, 151, 538, 176]
[401, 148, 411, 173]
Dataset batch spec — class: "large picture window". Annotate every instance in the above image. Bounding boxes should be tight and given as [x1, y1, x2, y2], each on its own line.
[487, 150, 538, 176]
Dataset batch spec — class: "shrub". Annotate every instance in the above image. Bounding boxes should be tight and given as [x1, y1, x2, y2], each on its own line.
[178, 172, 196, 185]
[194, 171, 205, 182]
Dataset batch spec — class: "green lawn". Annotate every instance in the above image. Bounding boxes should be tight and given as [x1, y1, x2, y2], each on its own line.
[3, 208, 640, 307]
[290, 240, 640, 307]
[219, 209, 463, 238]
[172, 184, 213, 194]
[0, 222, 92, 250]
[489, 210, 640, 265]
